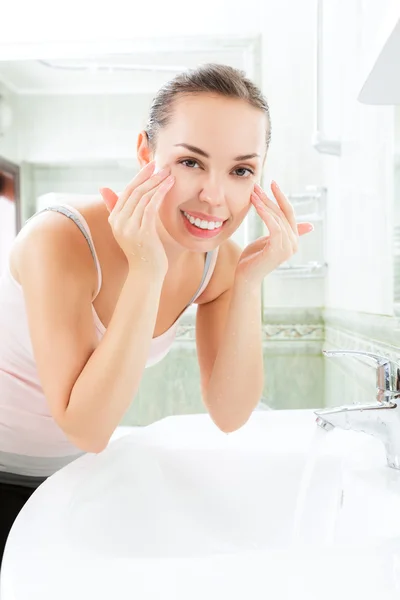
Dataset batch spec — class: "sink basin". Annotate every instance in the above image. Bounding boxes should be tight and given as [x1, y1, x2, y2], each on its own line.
[63, 411, 346, 558]
[2, 410, 400, 599]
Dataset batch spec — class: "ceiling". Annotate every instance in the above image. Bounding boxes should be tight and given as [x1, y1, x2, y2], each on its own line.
[0, 36, 260, 95]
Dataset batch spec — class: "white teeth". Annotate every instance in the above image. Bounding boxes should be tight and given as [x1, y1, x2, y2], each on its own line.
[183, 211, 223, 230]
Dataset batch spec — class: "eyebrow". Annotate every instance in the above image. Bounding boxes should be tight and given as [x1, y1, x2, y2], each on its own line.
[173, 143, 260, 162]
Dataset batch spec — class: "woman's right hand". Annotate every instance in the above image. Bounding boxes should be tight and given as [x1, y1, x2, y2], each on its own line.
[99, 161, 175, 276]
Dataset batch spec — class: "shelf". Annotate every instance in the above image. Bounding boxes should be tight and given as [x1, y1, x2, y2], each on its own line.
[270, 262, 328, 279]
[292, 214, 324, 223]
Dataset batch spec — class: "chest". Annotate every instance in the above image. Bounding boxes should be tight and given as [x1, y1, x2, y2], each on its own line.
[92, 251, 207, 338]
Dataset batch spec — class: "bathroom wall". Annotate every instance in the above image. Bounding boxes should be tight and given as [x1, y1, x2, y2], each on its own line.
[15, 94, 153, 166]
[321, 0, 395, 316]
[0, 82, 19, 164]
[8, 93, 153, 217]
[394, 107, 400, 312]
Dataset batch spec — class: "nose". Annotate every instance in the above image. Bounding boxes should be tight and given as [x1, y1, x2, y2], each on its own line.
[199, 175, 225, 206]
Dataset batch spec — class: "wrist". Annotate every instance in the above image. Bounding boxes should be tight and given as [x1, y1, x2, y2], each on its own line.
[126, 261, 166, 286]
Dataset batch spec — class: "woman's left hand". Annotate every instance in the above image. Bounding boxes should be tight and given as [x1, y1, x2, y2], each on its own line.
[235, 181, 314, 286]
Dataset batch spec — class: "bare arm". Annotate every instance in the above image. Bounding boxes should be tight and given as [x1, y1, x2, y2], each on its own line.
[18, 161, 174, 453]
[18, 216, 164, 453]
[196, 280, 264, 433]
[196, 239, 264, 432]
[66, 266, 164, 451]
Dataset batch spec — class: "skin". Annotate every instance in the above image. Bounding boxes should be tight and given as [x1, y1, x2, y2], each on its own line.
[9, 91, 313, 444]
[141, 93, 266, 260]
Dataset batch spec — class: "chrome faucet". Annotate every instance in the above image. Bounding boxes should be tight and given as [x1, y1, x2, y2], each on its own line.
[314, 350, 400, 469]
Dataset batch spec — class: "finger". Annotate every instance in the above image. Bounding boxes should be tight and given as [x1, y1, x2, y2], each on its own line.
[270, 181, 299, 235]
[244, 235, 271, 254]
[252, 186, 294, 235]
[141, 176, 175, 230]
[112, 161, 155, 212]
[252, 191, 298, 251]
[253, 194, 295, 257]
[128, 175, 174, 227]
[121, 183, 159, 222]
[100, 162, 155, 215]
[117, 167, 171, 219]
[262, 210, 293, 263]
[251, 192, 283, 233]
[119, 188, 157, 230]
[252, 195, 282, 237]
[254, 182, 298, 235]
[99, 187, 119, 212]
[281, 224, 294, 256]
[298, 222, 314, 236]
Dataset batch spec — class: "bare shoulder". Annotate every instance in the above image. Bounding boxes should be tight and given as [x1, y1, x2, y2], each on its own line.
[197, 239, 242, 304]
[11, 200, 102, 295]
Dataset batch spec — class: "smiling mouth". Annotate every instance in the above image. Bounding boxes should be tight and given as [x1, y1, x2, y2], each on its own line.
[180, 210, 227, 231]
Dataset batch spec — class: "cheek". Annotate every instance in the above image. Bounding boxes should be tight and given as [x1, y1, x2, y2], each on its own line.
[229, 185, 253, 215]
[157, 185, 182, 222]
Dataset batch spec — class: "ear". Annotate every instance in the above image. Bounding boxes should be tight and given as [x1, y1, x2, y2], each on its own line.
[99, 187, 119, 213]
[137, 130, 153, 169]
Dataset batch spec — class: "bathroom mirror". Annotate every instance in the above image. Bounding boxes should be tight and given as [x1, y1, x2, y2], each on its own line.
[394, 106, 400, 317]
[0, 18, 397, 423]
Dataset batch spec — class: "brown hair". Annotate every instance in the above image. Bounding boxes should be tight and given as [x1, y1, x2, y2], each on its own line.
[144, 63, 271, 151]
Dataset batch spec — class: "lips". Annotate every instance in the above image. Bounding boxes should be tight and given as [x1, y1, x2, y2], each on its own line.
[182, 210, 227, 223]
[180, 210, 226, 239]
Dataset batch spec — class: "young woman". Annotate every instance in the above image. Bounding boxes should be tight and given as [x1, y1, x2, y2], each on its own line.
[0, 63, 313, 563]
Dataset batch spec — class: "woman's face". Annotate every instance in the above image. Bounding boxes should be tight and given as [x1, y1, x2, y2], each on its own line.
[142, 93, 268, 251]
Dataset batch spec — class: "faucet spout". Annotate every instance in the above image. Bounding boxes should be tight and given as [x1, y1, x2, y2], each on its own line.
[315, 401, 400, 469]
[315, 349, 400, 469]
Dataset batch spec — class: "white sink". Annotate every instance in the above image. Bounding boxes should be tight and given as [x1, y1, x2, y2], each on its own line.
[1, 410, 400, 600]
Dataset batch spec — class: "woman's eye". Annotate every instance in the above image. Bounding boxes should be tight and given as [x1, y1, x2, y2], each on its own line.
[180, 160, 254, 178]
[235, 167, 254, 178]
[180, 159, 200, 169]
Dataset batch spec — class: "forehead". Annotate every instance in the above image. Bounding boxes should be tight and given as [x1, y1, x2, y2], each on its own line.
[158, 94, 267, 157]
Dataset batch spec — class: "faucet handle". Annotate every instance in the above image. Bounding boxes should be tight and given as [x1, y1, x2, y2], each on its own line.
[323, 349, 400, 398]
